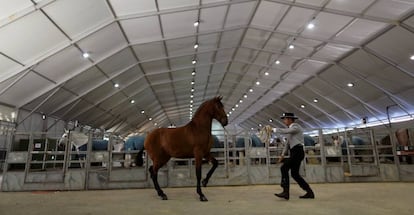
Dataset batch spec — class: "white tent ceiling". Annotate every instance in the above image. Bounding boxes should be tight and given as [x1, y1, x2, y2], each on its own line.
[0, 0, 413, 134]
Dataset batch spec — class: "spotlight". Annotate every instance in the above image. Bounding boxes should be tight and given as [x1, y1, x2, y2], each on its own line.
[307, 22, 315, 29]
[193, 21, 200, 27]
[82, 52, 90, 58]
[275, 60, 280, 64]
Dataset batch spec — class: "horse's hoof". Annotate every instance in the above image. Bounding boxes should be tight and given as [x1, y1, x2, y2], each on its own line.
[200, 196, 208, 202]
[202, 179, 208, 187]
[160, 194, 168, 200]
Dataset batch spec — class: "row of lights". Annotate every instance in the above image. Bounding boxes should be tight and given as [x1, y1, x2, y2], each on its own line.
[298, 82, 354, 109]
[227, 16, 299, 119]
[242, 20, 346, 127]
[81, 20, 414, 127]
[113, 81, 158, 126]
[272, 18, 315, 66]
[227, 89, 252, 117]
[190, 20, 200, 119]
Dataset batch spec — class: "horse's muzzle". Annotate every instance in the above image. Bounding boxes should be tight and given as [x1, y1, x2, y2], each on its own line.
[221, 118, 228, 126]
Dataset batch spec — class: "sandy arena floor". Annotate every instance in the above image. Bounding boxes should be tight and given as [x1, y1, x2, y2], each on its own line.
[0, 182, 413, 215]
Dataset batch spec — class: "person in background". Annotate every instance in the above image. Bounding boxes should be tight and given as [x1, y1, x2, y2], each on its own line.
[273, 112, 314, 200]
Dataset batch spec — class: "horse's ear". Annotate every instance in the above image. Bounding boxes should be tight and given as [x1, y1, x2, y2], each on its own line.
[217, 96, 223, 101]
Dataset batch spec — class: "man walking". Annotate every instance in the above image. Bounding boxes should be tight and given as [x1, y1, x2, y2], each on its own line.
[273, 112, 314, 200]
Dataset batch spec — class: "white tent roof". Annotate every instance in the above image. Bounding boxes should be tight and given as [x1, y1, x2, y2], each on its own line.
[0, 0, 413, 134]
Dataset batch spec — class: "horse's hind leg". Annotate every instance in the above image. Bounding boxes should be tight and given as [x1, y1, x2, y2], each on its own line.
[149, 160, 169, 200]
[202, 154, 218, 187]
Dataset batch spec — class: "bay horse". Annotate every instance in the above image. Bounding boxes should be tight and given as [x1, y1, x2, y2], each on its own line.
[144, 96, 228, 201]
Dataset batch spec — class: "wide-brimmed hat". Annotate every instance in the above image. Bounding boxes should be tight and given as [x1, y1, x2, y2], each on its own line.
[280, 112, 298, 119]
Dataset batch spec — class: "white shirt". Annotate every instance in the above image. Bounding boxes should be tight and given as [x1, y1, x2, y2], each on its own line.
[274, 122, 304, 155]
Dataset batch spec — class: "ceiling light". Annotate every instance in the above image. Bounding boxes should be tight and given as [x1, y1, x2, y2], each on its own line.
[190, 104, 193, 107]
[192, 71, 196, 76]
[114, 83, 119, 88]
[190, 95, 194, 98]
[42, 114, 46, 120]
[269, 119, 273, 122]
[227, 114, 230, 117]
[410, 55, 414, 60]
[194, 21, 199, 27]
[249, 88, 253, 92]
[307, 22, 315, 29]
[149, 117, 152, 121]
[313, 98, 319, 103]
[82, 52, 90, 58]
[190, 107, 193, 111]
[258, 124, 262, 127]
[194, 43, 199, 49]
[229, 111, 232, 114]
[265, 72, 269, 76]
[190, 100, 193, 103]
[154, 122, 158, 126]
[130, 100, 135, 104]
[347, 82, 354, 87]
[256, 81, 260, 85]
[244, 94, 247, 98]
[289, 44, 294, 49]
[275, 60, 280, 64]
[192, 59, 197, 64]
[141, 110, 145, 114]
[300, 104, 305, 108]
[232, 108, 235, 111]
[235, 104, 239, 108]
[239, 99, 243, 103]
[191, 81, 195, 85]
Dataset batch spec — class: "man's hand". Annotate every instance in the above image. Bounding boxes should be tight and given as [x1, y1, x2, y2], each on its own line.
[278, 155, 284, 163]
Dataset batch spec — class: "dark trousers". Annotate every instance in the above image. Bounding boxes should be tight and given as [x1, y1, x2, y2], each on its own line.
[280, 145, 311, 191]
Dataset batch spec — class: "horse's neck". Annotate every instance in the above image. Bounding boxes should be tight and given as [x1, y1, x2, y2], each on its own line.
[190, 113, 213, 133]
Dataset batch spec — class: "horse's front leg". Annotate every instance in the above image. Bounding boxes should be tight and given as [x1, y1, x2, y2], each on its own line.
[195, 156, 208, 201]
[202, 153, 218, 187]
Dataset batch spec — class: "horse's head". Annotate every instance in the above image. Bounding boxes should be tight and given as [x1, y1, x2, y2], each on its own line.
[211, 96, 228, 126]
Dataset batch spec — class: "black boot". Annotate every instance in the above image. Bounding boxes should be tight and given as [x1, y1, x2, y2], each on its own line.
[300, 189, 314, 199]
[274, 187, 289, 200]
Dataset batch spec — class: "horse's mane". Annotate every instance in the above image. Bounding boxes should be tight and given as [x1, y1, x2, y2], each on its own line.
[192, 97, 222, 120]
